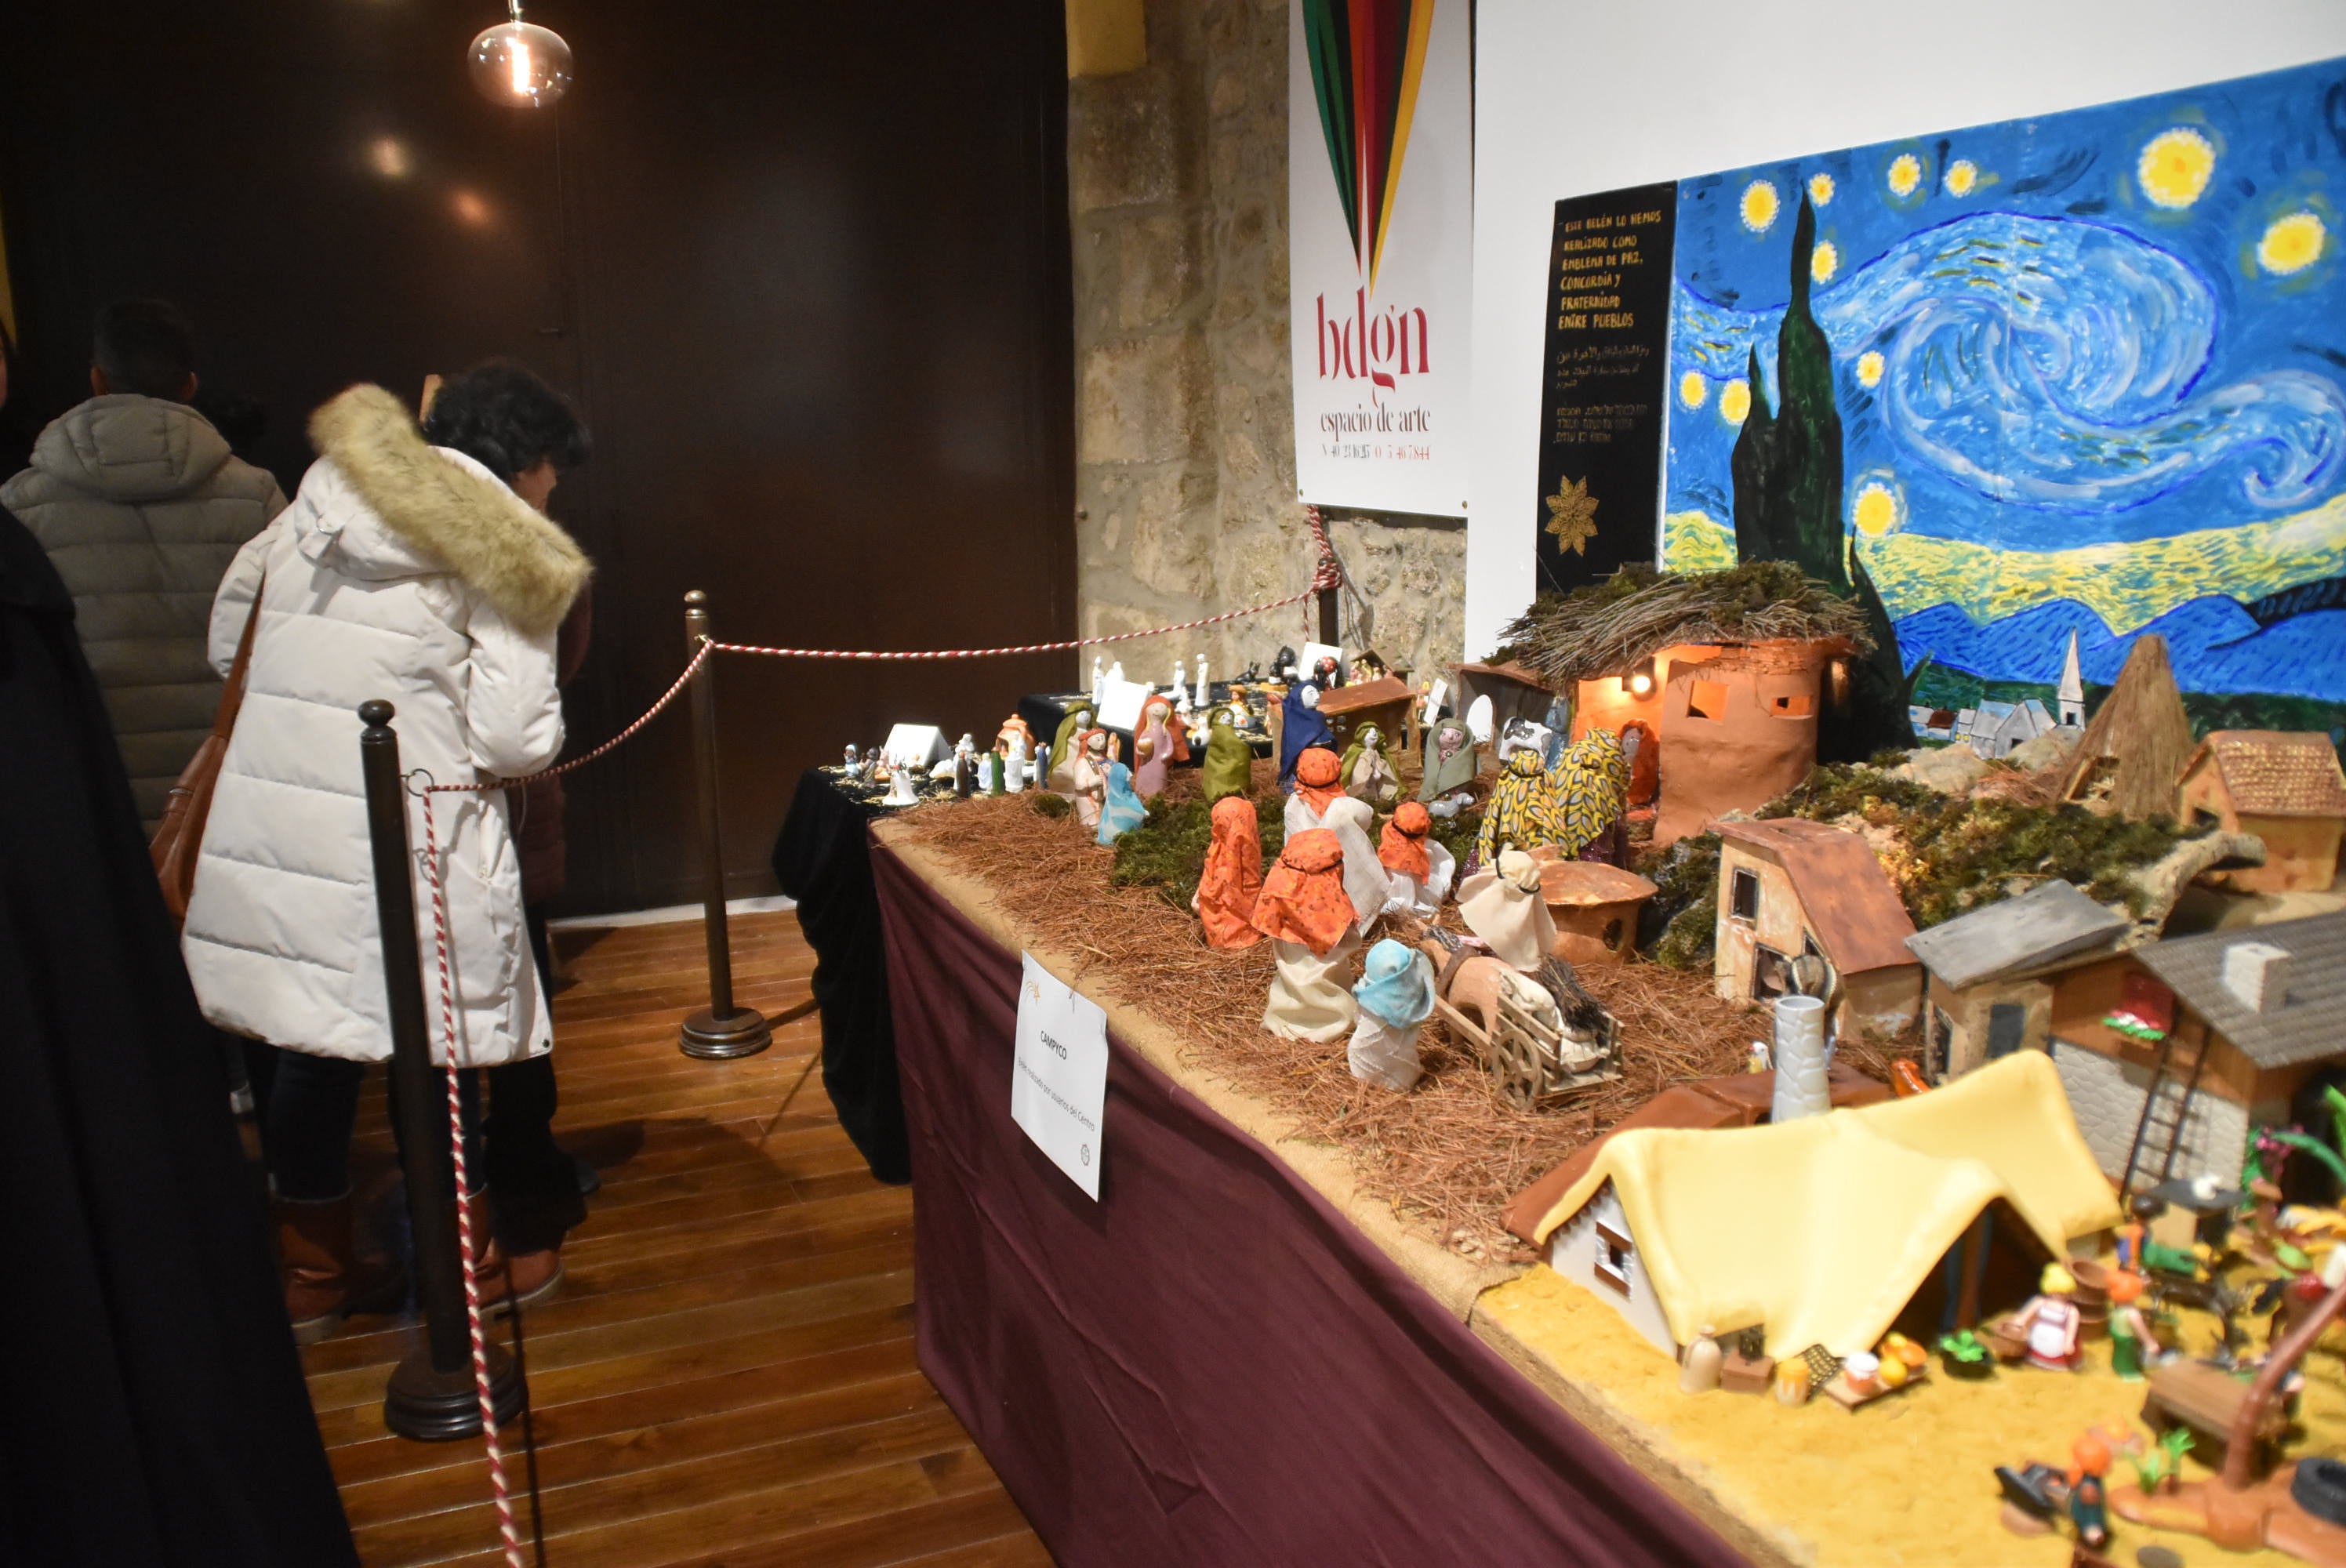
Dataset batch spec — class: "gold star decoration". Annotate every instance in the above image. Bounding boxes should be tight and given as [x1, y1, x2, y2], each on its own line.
[1545, 475, 1600, 555]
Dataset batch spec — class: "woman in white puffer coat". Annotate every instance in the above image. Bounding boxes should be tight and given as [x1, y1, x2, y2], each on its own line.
[183, 369, 589, 1339]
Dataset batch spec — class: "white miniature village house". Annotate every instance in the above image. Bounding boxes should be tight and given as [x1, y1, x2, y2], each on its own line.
[1712, 818, 1919, 1037]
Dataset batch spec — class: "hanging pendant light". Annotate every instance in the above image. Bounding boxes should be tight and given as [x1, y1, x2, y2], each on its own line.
[469, 2, 573, 108]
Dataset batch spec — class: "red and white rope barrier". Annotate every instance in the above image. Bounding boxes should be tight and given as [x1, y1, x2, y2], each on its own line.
[394, 508, 1344, 1564]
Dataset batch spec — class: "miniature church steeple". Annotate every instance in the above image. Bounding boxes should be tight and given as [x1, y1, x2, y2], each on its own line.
[2057, 630, 2086, 728]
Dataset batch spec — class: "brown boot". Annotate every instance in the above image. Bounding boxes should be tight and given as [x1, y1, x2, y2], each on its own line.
[277, 1194, 352, 1344]
[459, 1190, 562, 1313]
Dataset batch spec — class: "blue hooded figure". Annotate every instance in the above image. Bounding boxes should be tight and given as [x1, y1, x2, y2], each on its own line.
[1277, 683, 1338, 792]
[1097, 759, 1147, 845]
[1353, 939, 1436, 1029]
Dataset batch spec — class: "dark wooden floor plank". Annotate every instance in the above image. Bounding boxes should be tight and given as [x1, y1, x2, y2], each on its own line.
[295, 911, 1041, 1563]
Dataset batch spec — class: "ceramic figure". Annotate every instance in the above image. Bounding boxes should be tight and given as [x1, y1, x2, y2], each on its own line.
[1252, 828, 1361, 1042]
[1477, 748, 1571, 867]
[1456, 850, 1557, 972]
[1313, 654, 1342, 690]
[953, 734, 978, 799]
[1003, 733, 1029, 793]
[1069, 729, 1111, 830]
[841, 744, 865, 782]
[1193, 657, 1208, 711]
[995, 714, 1037, 759]
[1172, 660, 1186, 698]
[1272, 644, 1299, 683]
[1096, 760, 1146, 845]
[884, 760, 922, 806]
[1193, 794, 1263, 949]
[1106, 659, 1124, 687]
[1378, 800, 1455, 919]
[1336, 723, 1400, 808]
[1135, 695, 1177, 797]
[1549, 727, 1632, 865]
[1285, 746, 1346, 835]
[1320, 797, 1392, 936]
[1349, 939, 1436, 1091]
[1418, 718, 1478, 808]
[1048, 702, 1097, 793]
[1091, 655, 1105, 706]
[1202, 706, 1254, 804]
[1277, 684, 1338, 791]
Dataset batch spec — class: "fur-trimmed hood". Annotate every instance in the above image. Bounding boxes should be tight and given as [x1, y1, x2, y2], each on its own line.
[306, 384, 588, 637]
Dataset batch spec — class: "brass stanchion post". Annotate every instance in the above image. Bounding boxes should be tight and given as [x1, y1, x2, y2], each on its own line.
[678, 590, 772, 1058]
[360, 701, 524, 1442]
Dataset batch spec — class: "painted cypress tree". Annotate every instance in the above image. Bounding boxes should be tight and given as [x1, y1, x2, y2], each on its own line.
[1729, 194, 1913, 757]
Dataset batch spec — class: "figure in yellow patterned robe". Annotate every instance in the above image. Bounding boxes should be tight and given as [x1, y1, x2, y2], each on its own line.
[1476, 747, 1571, 866]
[1547, 728, 1631, 860]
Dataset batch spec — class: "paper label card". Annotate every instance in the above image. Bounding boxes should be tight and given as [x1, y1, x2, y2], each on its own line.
[1094, 677, 1155, 734]
[1011, 953, 1109, 1200]
[1422, 677, 1448, 724]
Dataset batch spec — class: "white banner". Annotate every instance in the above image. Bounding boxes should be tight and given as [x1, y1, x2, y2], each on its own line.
[1011, 953, 1109, 1200]
[1288, 0, 1473, 518]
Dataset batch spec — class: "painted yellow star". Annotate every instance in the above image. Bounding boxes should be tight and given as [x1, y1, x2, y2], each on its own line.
[1545, 475, 1600, 555]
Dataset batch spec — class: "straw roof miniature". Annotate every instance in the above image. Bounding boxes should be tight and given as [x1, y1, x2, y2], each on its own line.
[1495, 562, 1871, 688]
[2060, 634, 2194, 820]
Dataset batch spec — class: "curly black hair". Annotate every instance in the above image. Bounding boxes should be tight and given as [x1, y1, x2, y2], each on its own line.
[419, 360, 588, 483]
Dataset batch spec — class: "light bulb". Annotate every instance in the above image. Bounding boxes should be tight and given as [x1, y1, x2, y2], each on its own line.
[469, 9, 572, 108]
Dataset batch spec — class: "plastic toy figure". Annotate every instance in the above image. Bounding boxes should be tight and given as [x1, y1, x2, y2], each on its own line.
[2068, 1432, 2111, 1552]
[2006, 1264, 2084, 1370]
[2105, 1269, 2166, 1380]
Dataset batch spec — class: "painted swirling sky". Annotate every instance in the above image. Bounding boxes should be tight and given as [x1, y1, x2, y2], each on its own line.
[1660, 56, 2346, 695]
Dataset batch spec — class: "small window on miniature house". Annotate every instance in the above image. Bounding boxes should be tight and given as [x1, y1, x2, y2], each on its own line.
[1593, 1219, 1634, 1294]
[1686, 679, 1730, 721]
[1771, 691, 1816, 717]
[1986, 1002, 2026, 1059]
[1730, 868, 1760, 922]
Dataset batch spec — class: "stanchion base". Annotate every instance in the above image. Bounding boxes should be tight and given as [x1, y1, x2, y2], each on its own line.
[385, 1341, 524, 1442]
[681, 1007, 772, 1059]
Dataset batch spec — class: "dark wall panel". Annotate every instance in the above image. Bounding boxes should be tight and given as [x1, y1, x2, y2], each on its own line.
[0, 0, 1074, 912]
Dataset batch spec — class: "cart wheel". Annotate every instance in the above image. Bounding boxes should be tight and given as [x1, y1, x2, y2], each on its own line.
[2293, 1457, 2346, 1526]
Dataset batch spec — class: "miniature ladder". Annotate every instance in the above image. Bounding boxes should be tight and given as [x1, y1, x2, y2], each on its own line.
[2118, 1033, 2208, 1200]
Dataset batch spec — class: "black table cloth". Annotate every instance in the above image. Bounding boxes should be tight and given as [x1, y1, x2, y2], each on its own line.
[769, 768, 910, 1185]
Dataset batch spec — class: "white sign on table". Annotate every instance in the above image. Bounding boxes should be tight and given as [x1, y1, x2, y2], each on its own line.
[1011, 953, 1109, 1200]
[1093, 676, 1156, 735]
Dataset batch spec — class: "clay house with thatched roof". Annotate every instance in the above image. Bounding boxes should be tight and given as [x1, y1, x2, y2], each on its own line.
[2061, 635, 2195, 819]
[1498, 564, 1869, 846]
[1712, 818, 1921, 1037]
[2175, 731, 2346, 895]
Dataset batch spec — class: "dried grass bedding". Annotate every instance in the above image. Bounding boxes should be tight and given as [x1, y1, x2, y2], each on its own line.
[888, 757, 1893, 1263]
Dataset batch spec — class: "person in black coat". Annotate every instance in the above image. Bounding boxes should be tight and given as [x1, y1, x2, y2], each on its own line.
[0, 499, 357, 1566]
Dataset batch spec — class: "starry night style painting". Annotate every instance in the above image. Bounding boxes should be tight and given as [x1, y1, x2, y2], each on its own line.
[1653, 56, 2346, 741]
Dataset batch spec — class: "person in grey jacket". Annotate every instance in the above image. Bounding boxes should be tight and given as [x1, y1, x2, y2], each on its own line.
[1, 299, 285, 832]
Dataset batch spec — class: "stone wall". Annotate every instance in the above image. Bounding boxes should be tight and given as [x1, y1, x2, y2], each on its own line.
[1068, 0, 1465, 687]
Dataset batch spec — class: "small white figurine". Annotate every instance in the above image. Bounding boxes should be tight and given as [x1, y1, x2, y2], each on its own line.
[1173, 659, 1187, 696]
[841, 744, 866, 782]
[1106, 659, 1125, 688]
[1004, 733, 1029, 793]
[1193, 656, 1209, 712]
[884, 760, 922, 806]
[1091, 655, 1106, 706]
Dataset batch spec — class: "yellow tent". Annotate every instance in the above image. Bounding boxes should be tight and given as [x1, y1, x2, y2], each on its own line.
[1527, 1051, 2121, 1358]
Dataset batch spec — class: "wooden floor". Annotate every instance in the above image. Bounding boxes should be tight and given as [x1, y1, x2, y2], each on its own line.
[300, 911, 1050, 1568]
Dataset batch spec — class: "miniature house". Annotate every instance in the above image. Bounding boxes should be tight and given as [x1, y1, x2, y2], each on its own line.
[2046, 912, 2346, 1189]
[1534, 858, 1658, 967]
[1518, 1052, 2119, 1359]
[2174, 731, 2346, 895]
[1713, 818, 1921, 1037]
[1316, 676, 1416, 754]
[1952, 698, 2058, 760]
[1904, 880, 2130, 1082]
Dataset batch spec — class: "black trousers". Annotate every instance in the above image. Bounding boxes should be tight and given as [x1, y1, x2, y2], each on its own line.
[243, 907, 585, 1249]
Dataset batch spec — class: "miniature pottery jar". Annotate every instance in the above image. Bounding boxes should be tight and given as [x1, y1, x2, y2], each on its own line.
[1679, 1329, 1722, 1394]
[1842, 1351, 1879, 1395]
[1773, 1360, 1810, 1406]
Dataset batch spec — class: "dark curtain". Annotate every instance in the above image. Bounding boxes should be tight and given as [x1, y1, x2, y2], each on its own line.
[0, 506, 355, 1567]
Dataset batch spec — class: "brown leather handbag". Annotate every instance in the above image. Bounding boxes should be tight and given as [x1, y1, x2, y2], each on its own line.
[151, 579, 263, 926]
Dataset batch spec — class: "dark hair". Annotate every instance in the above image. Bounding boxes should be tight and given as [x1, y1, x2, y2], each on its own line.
[189, 386, 267, 461]
[93, 299, 198, 401]
[419, 360, 588, 483]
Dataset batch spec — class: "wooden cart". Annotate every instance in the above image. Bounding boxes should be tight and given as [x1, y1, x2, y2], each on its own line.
[1418, 932, 1619, 1109]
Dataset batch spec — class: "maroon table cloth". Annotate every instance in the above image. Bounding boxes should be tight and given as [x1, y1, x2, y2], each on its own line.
[872, 845, 1745, 1567]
